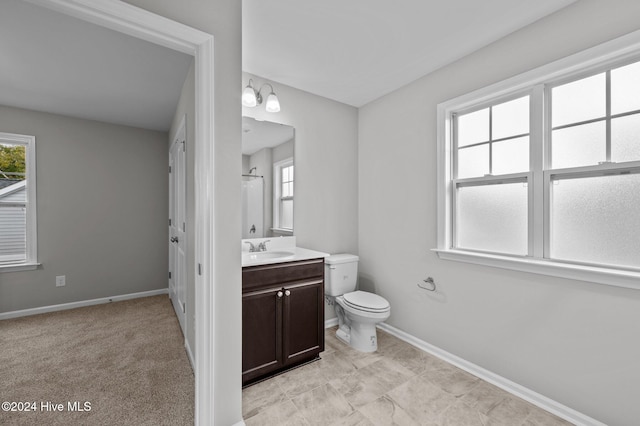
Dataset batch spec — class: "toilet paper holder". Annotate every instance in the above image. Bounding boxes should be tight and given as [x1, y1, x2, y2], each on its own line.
[418, 277, 436, 292]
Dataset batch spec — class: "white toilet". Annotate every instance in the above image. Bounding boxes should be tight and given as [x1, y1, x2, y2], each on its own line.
[325, 254, 390, 353]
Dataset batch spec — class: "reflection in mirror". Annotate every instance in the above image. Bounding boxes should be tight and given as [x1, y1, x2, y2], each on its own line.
[242, 117, 295, 239]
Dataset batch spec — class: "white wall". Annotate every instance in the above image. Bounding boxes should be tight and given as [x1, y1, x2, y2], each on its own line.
[123, 1, 243, 424]
[358, 1, 640, 425]
[272, 139, 293, 164]
[248, 148, 272, 236]
[243, 72, 359, 321]
[0, 105, 168, 312]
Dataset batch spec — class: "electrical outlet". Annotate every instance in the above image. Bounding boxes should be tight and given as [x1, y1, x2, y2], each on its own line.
[55, 275, 66, 287]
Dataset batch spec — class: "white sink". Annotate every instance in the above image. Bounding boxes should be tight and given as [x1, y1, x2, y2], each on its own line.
[242, 250, 295, 263]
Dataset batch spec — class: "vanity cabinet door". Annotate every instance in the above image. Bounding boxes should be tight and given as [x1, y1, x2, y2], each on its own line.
[242, 286, 283, 383]
[282, 279, 325, 367]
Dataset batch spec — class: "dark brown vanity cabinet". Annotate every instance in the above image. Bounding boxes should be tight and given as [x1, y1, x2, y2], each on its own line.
[242, 258, 325, 385]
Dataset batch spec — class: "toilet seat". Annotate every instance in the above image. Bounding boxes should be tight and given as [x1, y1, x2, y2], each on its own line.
[343, 291, 389, 313]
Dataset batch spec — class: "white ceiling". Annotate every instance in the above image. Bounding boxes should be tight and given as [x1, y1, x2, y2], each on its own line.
[243, 0, 577, 107]
[0, 0, 193, 132]
[0, 1, 579, 132]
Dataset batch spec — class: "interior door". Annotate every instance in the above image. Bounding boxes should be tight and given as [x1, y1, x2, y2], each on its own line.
[169, 117, 187, 335]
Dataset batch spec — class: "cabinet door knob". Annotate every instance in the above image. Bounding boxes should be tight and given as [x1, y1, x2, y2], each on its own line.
[277, 291, 283, 298]
[285, 290, 291, 296]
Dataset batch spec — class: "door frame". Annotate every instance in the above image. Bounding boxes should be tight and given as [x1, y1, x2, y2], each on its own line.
[26, 1, 218, 424]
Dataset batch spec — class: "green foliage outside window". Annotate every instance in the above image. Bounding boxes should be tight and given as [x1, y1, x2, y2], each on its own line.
[0, 144, 26, 180]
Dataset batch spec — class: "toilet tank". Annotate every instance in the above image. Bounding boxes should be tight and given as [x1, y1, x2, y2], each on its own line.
[324, 254, 359, 296]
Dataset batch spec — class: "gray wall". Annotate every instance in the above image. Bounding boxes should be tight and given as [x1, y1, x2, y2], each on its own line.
[358, 1, 640, 425]
[123, 1, 243, 424]
[242, 72, 359, 321]
[169, 60, 196, 357]
[272, 139, 293, 164]
[0, 105, 168, 312]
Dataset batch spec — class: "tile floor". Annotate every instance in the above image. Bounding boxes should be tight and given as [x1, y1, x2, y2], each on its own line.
[242, 327, 573, 426]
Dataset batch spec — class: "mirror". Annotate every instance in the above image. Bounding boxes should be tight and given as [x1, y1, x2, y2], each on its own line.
[242, 117, 295, 239]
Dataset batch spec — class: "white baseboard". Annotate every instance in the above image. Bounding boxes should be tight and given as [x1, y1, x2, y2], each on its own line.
[232, 421, 246, 426]
[0, 288, 169, 320]
[377, 323, 605, 426]
[185, 337, 195, 372]
[325, 317, 338, 328]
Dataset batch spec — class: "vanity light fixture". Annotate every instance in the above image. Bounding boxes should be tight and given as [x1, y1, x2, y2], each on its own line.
[241, 79, 281, 112]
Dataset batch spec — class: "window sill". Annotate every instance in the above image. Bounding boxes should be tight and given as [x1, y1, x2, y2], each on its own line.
[433, 249, 640, 291]
[0, 262, 41, 273]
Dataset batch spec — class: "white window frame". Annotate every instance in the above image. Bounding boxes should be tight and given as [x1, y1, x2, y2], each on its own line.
[452, 89, 537, 258]
[436, 29, 640, 291]
[0, 132, 38, 272]
[272, 158, 294, 234]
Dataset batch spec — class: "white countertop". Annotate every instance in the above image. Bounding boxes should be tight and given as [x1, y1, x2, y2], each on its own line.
[242, 246, 329, 267]
[241, 236, 329, 267]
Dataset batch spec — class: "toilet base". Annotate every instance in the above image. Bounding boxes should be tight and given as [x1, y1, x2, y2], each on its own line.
[336, 327, 350, 345]
[333, 296, 386, 353]
[335, 322, 379, 353]
[348, 321, 378, 353]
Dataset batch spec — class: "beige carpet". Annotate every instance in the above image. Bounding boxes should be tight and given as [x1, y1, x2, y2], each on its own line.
[0, 295, 194, 426]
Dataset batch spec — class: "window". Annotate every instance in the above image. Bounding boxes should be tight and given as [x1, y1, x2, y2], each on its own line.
[273, 158, 294, 232]
[437, 32, 640, 289]
[0, 132, 37, 271]
[454, 95, 531, 256]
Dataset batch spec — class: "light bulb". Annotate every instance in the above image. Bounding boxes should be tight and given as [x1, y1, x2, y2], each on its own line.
[265, 92, 280, 112]
[242, 85, 257, 107]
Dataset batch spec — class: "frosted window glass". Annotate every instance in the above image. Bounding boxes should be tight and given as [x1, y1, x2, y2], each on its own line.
[611, 60, 640, 114]
[457, 144, 489, 178]
[552, 73, 606, 127]
[551, 122, 605, 169]
[492, 96, 529, 140]
[612, 114, 640, 163]
[492, 136, 529, 175]
[458, 108, 489, 147]
[550, 173, 640, 268]
[457, 182, 528, 255]
[281, 199, 293, 229]
[282, 167, 290, 182]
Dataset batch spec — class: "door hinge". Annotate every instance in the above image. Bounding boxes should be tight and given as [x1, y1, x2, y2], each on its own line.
[183, 222, 186, 232]
[182, 302, 186, 313]
[169, 271, 172, 279]
[182, 140, 186, 152]
[169, 166, 172, 173]
[198, 264, 202, 276]
[169, 218, 172, 226]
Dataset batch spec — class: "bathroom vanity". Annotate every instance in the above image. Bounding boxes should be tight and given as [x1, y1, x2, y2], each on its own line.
[241, 244, 327, 386]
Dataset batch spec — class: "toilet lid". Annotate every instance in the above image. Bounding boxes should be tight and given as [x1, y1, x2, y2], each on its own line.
[343, 291, 389, 312]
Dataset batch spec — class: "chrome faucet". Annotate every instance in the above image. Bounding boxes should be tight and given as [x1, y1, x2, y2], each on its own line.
[257, 240, 270, 252]
[244, 241, 257, 252]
